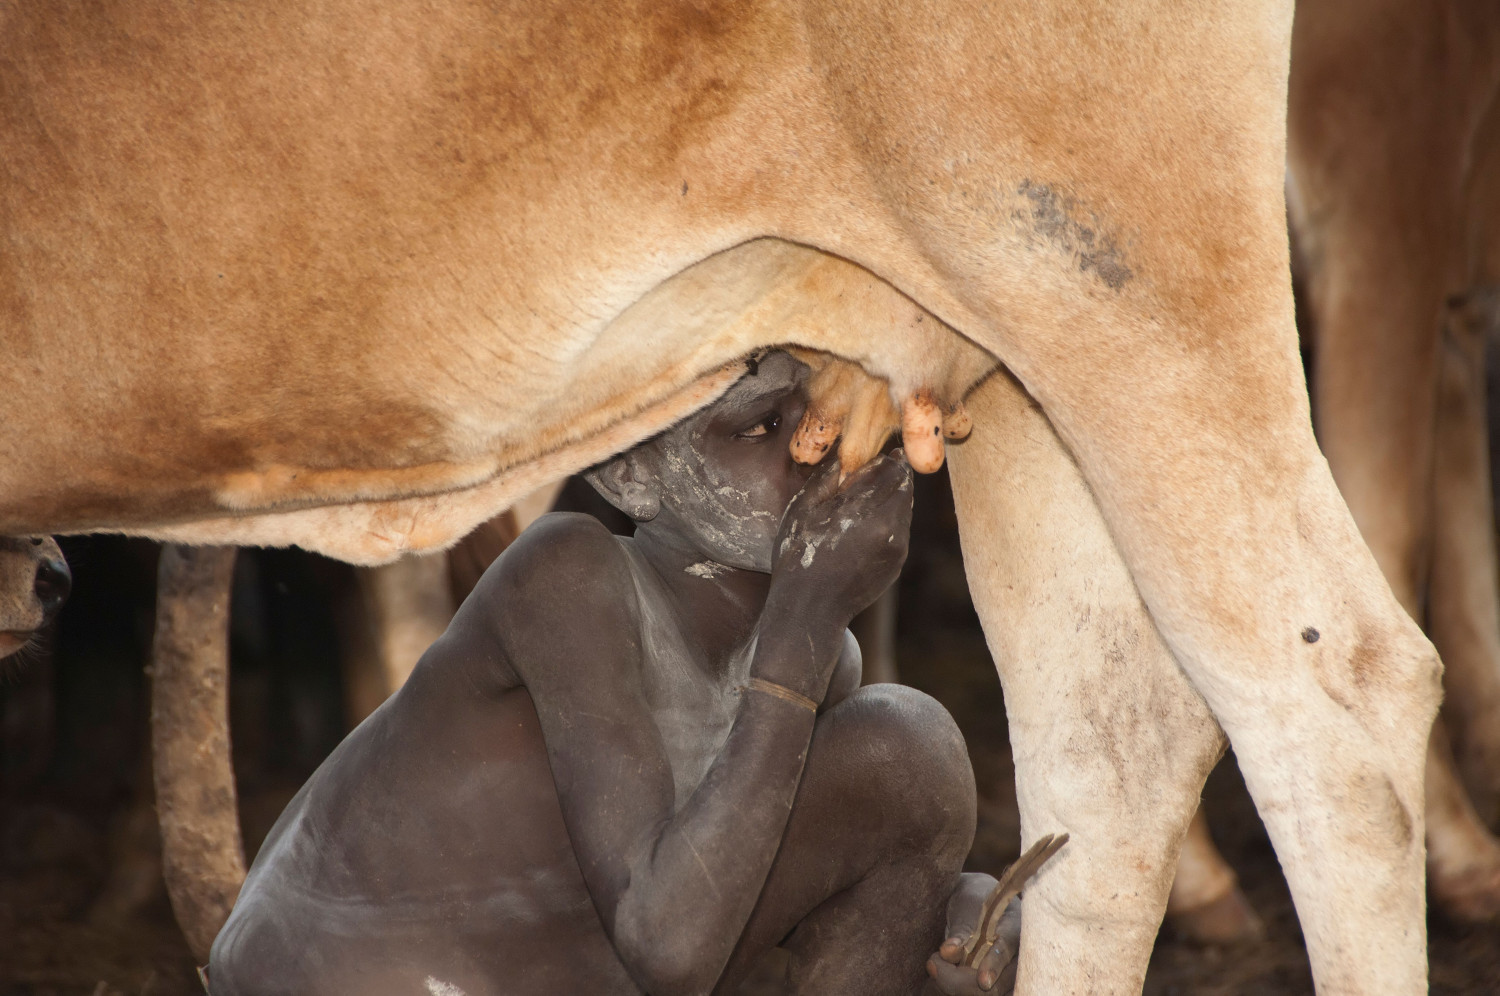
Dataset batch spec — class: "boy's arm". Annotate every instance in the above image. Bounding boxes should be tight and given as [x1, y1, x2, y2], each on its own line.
[495, 461, 911, 996]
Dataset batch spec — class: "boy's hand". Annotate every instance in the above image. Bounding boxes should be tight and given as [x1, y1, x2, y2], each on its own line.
[771, 449, 913, 626]
[927, 874, 1021, 995]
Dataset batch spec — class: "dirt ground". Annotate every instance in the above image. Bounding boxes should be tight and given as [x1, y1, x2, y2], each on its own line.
[2, 473, 1498, 993]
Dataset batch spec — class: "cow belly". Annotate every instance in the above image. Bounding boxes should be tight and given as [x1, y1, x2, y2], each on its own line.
[22, 240, 991, 563]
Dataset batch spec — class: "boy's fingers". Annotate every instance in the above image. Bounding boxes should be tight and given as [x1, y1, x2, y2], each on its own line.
[797, 453, 845, 506]
[997, 899, 1022, 951]
[977, 937, 1015, 982]
[938, 934, 970, 963]
[839, 452, 912, 510]
[945, 872, 990, 940]
[927, 958, 982, 995]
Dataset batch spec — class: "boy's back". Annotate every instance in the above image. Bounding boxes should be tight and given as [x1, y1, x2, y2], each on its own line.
[214, 517, 642, 994]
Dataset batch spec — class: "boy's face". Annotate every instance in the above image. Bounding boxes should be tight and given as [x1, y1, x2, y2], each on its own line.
[629, 351, 815, 571]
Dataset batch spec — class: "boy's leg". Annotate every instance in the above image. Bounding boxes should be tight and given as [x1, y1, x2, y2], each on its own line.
[714, 684, 976, 996]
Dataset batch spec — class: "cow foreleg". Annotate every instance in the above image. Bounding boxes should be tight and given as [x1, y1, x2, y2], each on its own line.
[151, 544, 245, 964]
[948, 370, 1224, 996]
[353, 553, 455, 706]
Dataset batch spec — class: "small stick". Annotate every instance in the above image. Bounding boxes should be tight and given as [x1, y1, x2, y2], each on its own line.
[961, 833, 1070, 968]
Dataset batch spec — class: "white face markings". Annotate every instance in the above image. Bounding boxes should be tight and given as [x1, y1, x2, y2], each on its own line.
[640, 352, 809, 571]
[424, 978, 467, 996]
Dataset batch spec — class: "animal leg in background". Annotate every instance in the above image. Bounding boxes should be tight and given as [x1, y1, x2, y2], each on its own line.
[1433, 78, 1500, 824]
[948, 370, 1224, 996]
[346, 553, 455, 720]
[151, 545, 243, 963]
[342, 480, 562, 721]
[1288, 0, 1500, 919]
[851, 584, 899, 686]
[1165, 809, 1263, 945]
[1425, 292, 1500, 918]
[1432, 290, 1500, 805]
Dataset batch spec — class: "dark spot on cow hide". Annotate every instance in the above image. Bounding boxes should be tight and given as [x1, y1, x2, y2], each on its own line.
[1302, 627, 1320, 643]
[1015, 180, 1133, 290]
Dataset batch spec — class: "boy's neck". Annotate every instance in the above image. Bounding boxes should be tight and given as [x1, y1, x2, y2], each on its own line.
[630, 526, 772, 666]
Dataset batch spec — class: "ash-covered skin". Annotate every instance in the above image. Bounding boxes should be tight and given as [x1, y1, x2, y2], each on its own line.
[208, 350, 1011, 996]
[599, 349, 813, 572]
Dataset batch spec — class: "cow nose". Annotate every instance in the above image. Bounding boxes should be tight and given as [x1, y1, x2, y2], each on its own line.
[34, 556, 71, 615]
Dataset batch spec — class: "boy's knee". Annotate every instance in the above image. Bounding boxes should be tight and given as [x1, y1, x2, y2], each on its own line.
[825, 685, 976, 859]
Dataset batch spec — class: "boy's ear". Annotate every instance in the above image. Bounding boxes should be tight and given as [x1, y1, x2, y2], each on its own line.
[585, 456, 661, 522]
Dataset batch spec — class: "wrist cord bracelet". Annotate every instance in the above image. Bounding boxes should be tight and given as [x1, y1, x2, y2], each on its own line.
[742, 676, 820, 713]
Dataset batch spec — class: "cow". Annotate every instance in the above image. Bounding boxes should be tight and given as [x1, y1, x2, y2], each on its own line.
[0, 2, 1438, 993]
[1286, 0, 1500, 920]
[0, 537, 70, 660]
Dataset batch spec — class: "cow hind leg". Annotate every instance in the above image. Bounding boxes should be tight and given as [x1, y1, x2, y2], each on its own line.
[948, 370, 1225, 996]
[974, 309, 1440, 993]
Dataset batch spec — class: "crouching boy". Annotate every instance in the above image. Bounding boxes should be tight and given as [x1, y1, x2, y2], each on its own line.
[210, 351, 1018, 995]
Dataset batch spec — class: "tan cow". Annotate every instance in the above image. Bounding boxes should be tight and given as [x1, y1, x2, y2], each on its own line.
[1286, 0, 1500, 920]
[0, 3, 1439, 993]
[0, 537, 70, 660]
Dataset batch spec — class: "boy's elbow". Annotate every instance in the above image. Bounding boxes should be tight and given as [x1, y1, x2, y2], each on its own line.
[613, 903, 725, 996]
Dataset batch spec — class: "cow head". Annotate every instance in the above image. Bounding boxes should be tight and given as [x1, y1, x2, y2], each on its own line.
[0, 537, 71, 659]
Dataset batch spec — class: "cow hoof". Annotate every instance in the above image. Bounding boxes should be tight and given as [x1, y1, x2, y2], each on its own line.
[1165, 886, 1265, 945]
[1430, 853, 1500, 923]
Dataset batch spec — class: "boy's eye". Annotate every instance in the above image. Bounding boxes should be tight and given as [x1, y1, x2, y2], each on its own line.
[736, 413, 781, 439]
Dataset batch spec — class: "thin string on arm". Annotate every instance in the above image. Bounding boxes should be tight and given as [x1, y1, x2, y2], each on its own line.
[741, 677, 819, 713]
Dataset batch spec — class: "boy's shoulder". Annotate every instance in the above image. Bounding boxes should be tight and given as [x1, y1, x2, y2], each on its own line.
[469, 512, 639, 639]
